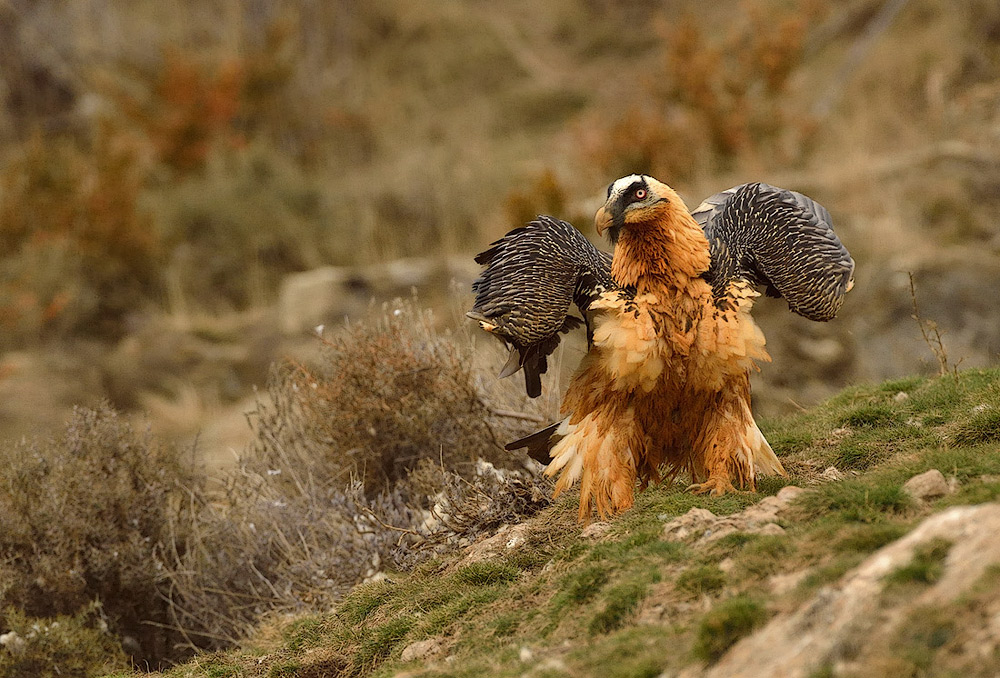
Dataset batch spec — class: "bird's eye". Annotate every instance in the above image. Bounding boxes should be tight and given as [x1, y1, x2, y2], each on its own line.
[634, 188, 647, 200]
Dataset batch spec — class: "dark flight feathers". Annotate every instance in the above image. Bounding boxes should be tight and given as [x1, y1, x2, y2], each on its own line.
[469, 184, 854, 397]
[468, 215, 617, 397]
[692, 182, 854, 322]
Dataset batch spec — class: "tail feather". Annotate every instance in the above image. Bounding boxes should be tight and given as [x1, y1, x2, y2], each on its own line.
[747, 417, 786, 478]
[506, 418, 567, 463]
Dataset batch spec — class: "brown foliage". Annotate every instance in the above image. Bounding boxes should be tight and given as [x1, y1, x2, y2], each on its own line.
[579, 0, 824, 181]
[0, 129, 159, 342]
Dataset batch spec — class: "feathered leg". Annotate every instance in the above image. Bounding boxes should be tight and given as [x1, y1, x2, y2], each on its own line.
[687, 375, 785, 496]
[545, 411, 641, 521]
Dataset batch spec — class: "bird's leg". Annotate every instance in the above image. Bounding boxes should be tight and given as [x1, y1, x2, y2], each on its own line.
[684, 388, 759, 497]
[687, 475, 739, 497]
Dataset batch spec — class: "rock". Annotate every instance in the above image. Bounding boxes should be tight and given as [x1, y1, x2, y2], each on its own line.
[519, 645, 534, 662]
[663, 508, 717, 541]
[581, 521, 612, 539]
[277, 257, 480, 335]
[457, 523, 532, 566]
[703, 504, 1000, 678]
[894, 391, 910, 402]
[0, 631, 25, 655]
[756, 523, 786, 537]
[903, 469, 951, 501]
[662, 488, 803, 545]
[768, 569, 809, 595]
[776, 485, 806, 502]
[401, 638, 442, 662]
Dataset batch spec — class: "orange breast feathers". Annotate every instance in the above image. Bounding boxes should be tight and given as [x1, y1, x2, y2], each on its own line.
[586, 280, 770, 394]
[691, 280, 771, 390]
[588, 291, 669, 393]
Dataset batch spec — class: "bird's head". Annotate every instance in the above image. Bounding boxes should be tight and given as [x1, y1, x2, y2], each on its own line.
[595, 174, 685, 244]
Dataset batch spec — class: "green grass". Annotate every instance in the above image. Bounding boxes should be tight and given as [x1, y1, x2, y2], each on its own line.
[692, 596, 769, 663]
[676, 565, 726, 595]
[588, 573, 657, 635]
[885, 538, 952, 589]
[455, 562, 521, 586]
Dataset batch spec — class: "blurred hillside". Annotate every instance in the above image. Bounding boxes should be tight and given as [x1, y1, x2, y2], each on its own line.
[0, 0, 998, 442]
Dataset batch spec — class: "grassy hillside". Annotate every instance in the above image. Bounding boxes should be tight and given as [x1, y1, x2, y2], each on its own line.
[0, 1, 998, 675]
[114, 367, 1000, 678]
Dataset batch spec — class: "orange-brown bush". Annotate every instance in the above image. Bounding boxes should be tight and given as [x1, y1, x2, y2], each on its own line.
[579, 0, 824, 181]
[0, 129, 159, 344]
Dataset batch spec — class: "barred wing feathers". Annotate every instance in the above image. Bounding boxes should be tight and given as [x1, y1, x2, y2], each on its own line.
[692, 182, 855, 321]
[468, 215, 618, 398]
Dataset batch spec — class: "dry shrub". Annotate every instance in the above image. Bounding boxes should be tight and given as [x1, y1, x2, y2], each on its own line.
[258, 300, 515, 493]
[0, 304, 551, 668]
[155, 301, 550, 653]
[0, 404, 197, 666]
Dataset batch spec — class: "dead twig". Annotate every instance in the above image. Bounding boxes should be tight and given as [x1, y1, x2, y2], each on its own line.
[908, 272, 960, 381]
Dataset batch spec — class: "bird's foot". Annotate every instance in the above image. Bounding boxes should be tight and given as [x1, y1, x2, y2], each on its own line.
[686, 476, 737, 497]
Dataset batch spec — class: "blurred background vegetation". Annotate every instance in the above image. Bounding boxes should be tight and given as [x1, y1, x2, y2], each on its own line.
[0, 0, 998, 673]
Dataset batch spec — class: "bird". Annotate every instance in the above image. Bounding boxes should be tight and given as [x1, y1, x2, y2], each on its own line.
[468, 175, 854, 521]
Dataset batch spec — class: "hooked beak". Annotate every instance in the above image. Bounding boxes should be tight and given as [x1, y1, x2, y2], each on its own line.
[595, 200, 624, 243]
[595, 204, 612, 237]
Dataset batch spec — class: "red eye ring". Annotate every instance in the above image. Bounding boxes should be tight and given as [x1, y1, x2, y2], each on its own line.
[635, 188, 647, 200]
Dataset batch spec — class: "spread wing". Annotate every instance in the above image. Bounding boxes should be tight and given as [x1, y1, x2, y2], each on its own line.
[692, 182, 855, 321]
[468, 215, 620, 398]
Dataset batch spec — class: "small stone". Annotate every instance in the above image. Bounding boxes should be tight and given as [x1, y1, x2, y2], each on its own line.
[768, 569, 809, 595]
[400, 638, 442, 662]
[581, 521, 612, 539]
[894, 391, 909, 402]
[0, 631, 25, 655]
[519, 645, 534, 662]
[819, 466, 845, 482]
[537, 658, 568, 672]
[903, 469, 950, 501]
[663, 507, 718, 541]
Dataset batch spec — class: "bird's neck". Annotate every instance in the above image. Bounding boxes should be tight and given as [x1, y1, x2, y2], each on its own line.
[611, 210, 712, 297]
